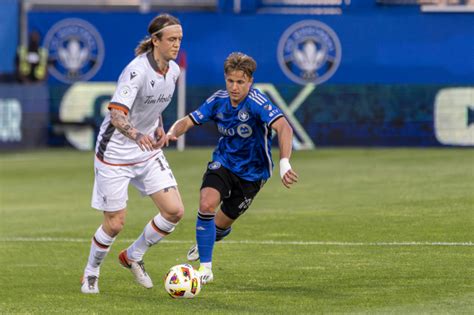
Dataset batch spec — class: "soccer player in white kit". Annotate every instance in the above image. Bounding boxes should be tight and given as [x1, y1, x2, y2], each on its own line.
[81, 14, 184, 294]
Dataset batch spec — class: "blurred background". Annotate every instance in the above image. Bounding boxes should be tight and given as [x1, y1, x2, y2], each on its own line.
[0, 0, 473, 151]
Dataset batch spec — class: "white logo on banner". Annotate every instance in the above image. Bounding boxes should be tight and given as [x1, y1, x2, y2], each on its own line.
[0, 99, 22, 142]
[277, 20, 341, 85]
[434, 87, 474, 146]
[44, 18, 105, 84]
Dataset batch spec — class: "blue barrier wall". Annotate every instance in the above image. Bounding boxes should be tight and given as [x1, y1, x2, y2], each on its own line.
[46, 83, 473, 148]
[16, 7, 474, 148]
[0, 0, 19, 74]
[28, 10, 474, 85]
[0, 84, 49, 149]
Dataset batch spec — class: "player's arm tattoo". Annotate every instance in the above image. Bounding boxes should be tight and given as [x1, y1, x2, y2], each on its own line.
[110, 108, 143, 141]
[163, 186, 177, 193]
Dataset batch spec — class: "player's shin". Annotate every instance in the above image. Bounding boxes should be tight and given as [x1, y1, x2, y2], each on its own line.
[196, 210, 216, 269]
[84, 225, 116, 277]
[126, 213, 177, 262]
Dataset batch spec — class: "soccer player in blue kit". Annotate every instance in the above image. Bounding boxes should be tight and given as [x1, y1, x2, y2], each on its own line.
[166, 52, 298, 284]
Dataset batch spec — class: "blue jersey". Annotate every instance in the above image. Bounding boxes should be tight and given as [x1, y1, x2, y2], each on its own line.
[189, 88, 284, 182]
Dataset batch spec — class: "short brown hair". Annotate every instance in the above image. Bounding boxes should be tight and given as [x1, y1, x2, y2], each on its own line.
[135, 14, 181, 56]
[224, 52, 257, 78]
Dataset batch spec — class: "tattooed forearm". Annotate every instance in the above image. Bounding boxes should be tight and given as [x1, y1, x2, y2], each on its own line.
[110, 109, 141, 141]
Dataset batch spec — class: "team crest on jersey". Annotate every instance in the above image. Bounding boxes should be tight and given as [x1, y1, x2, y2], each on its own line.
[119, 85, 132, 98]
[208, 161, 221, 170]
[238, 110, 250, 122]
[277, 20, 341, 85]
[237, 124, 253, 138]
[44, 18, 105, 84]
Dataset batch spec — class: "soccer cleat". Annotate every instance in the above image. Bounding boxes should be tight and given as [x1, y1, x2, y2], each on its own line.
[118, 250, 153, 289]
[187, 244, 200, 262]
[197, 265, 214, 285]
[81, 275, 99, 294]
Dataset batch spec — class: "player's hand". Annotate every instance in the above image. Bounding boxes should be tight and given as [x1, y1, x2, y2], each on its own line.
[135, 133, 157, 152]
[280, 158, 298, 188]
[281, 168, 298, 189]
[153, 127, 166, 149]
[165, 132, 178, 147]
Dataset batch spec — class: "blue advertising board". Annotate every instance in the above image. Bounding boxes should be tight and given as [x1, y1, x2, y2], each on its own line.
[27, 10, 474, 85]
[47, 83, 474, 149]
[0, 0, 19, 74]
[0, 84, 49, 149]
[20, 7, 474, 148]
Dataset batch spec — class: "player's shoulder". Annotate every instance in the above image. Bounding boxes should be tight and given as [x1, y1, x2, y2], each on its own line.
[205, 89, 229, 104]
[247, 88, 270, 106]
[167, 60, 181, 82]
[169, 60, 180, 74]
[124, 53, 147, 72]
[118, 54, 147, 81]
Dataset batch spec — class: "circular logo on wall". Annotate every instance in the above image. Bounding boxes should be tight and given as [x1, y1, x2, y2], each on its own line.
[277, 20, 341, 85]
[44, 18, 105, 84]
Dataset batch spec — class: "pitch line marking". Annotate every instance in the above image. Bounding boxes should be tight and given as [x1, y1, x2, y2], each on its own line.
[0, 237, 472, 247]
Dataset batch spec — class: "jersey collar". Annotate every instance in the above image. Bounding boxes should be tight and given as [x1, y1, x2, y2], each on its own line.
[146, 51, 169, 76]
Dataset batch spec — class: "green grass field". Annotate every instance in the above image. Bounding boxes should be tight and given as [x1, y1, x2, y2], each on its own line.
[0, 148, 473, 314]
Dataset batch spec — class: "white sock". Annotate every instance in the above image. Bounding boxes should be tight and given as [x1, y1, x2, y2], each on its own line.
[127, 214, 177, 262]
[201, 262, 212, 270]
[84, 225, 115, 277]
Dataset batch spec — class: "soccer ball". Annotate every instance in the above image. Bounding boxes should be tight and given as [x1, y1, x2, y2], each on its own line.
[164, 264, 201, 298]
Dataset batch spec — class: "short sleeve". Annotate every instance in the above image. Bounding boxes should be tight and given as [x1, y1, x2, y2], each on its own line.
[189, 90, 225, 125]
[109, 67, 144, 114]
[249, 89, 284, 127]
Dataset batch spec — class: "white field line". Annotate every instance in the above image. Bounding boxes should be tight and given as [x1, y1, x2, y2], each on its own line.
[0, 237, 472, 247]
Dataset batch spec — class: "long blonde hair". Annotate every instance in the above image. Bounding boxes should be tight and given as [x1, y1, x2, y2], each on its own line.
[135, 14, 181, 56]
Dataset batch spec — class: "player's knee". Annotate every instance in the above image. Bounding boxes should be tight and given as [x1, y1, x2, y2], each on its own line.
[104, 216, 125, 236]
[110, 218, 125, 234]
[199, 201, 217, 214]
[172, 205, 185, 222]
[163, 205, 184, 223]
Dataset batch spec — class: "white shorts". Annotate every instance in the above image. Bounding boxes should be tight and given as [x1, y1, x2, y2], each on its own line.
[91, 152, 178, 211]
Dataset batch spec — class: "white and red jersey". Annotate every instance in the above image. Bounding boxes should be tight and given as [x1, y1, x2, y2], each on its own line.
[95, 52, 180, 165]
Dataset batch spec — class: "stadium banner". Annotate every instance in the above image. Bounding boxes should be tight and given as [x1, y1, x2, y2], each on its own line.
[48, 83, 474, 149]
[0, 84, 49, 150]
[0, 0, 19, 74]
[27, 11, 474, 86]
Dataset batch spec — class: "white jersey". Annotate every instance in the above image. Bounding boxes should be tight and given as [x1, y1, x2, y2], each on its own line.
[95, 52, 180, 165]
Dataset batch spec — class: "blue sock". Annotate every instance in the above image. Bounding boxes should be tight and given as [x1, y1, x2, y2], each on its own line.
[196, 210, 216, 264]
[215, 225, 232, 242]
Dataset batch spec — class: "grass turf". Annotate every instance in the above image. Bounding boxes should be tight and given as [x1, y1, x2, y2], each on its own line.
[0, 148, 473, 314]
